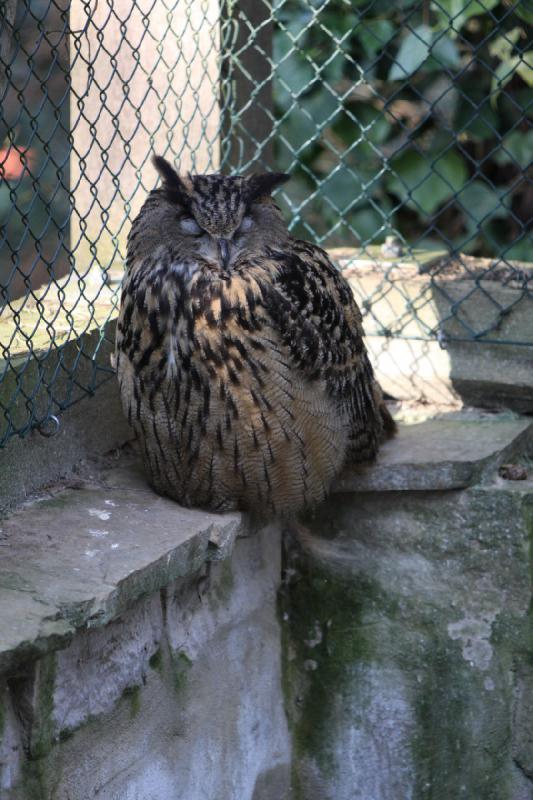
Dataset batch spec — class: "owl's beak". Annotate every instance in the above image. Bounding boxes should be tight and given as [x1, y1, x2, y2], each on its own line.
[217, 238, 231, 270]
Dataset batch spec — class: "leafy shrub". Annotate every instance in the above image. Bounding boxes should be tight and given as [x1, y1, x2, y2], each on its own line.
[273, 0, 532, 260]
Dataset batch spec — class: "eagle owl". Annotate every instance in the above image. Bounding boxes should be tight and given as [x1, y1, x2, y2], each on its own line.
[115, 156, 395, 516]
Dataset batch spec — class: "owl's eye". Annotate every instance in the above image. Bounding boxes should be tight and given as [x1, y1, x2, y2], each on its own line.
[237, 216, 253, 234]
[179, 217, 203, 236]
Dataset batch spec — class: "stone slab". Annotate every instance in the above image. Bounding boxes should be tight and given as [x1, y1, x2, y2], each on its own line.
[334, 412, 533, 492]
[0, 453, 242, 673]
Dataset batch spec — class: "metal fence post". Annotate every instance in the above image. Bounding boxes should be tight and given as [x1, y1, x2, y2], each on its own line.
[221, 0, 274, 172]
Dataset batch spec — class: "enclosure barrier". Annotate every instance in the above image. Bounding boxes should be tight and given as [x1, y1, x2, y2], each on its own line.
[0, 0, 531, 445]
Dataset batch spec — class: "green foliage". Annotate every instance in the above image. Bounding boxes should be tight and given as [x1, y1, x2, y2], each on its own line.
[387, 149, 468, 216]
[434, 0, 499, 33]
[273, 0, 532, 258]
[0, 0, 71, 301]
[388, 25, 434, 80]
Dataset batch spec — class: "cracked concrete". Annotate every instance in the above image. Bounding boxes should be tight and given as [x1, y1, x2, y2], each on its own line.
[0, 451, 242, 674]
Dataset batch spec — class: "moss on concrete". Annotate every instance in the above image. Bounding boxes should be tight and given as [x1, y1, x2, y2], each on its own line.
[122, 684, 142, 719]
[411, 639, 482, 799]
[522, 496, 533, 584]
[0, 688, 5, 741]
[170, 650, 193, 695]
[18, 761, 50, 800]
[283, 481, 533, 799]
[206, 559, 235, 612]
[9, 654, 59, 799]
[31, 654, 57, 761]
[280, 541, 396, 782]
[149, 647, 163, 674]
[217, 559, 235, 602]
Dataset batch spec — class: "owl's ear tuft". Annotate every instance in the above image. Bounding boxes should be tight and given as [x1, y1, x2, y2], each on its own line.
[152, 155, 192, 206]
[246, 172, 290, 202]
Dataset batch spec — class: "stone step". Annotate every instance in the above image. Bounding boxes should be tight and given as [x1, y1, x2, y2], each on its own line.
[0, 453, 241, 674]
[335, 410, 533, 492]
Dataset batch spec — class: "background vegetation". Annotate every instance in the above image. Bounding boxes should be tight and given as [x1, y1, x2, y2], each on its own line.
[0, 0, 70, 302]
[1, 0, 531, 306]
[273, 0, 532, 259]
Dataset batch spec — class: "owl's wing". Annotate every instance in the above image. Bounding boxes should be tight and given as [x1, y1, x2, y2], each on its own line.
[266, 239, 394, 460]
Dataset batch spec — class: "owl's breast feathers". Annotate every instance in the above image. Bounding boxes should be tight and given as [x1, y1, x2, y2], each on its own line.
[116, 240, 393, 514]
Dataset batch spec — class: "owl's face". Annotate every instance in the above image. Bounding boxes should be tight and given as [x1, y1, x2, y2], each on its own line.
[148, 156, 291, 272]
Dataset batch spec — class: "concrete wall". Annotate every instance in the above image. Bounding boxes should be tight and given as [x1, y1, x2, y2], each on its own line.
[282, 416, 533, 800]
[0, 524, 291, 800]
[283, 488, 533, 800]
[1, 408, 532, 800]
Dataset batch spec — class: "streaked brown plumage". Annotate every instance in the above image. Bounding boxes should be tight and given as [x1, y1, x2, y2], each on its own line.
[115, 156, 395, 516]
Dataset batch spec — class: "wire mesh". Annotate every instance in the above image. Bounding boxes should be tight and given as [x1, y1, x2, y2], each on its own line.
[0, 0, 532, 446]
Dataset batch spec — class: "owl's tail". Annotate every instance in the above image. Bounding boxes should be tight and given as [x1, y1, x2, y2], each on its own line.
[380, 399, 397, 439]
[373, 380, 397, 441]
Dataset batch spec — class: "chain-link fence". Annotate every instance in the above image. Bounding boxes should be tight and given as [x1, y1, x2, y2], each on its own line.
[0, 0, 531, 446]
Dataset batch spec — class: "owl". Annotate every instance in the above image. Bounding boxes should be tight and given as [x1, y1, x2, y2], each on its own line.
[115, 156, 395, 517]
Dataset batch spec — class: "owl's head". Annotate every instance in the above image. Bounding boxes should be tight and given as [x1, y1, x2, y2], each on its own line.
[150, 155, 290, 270]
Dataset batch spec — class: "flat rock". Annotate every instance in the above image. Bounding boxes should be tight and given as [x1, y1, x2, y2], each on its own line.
[0, 456, 242, 672]
[334, 412, 533, 492]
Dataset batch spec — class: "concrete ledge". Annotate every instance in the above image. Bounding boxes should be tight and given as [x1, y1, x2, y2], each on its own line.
[335, 411, 533, 492]
[0, 511, 288, 800]
[0, 451, 242, 674]
[2, 409, 531, 678]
